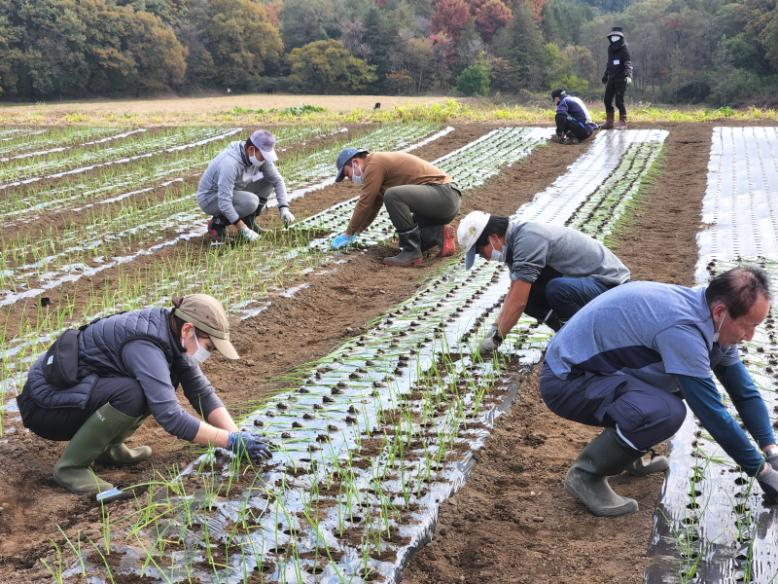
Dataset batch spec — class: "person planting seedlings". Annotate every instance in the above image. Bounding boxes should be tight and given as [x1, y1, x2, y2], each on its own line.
[540, 266, 778, 517]
[16, 294, 272, 497]
[197, 129, 294, 243]
[330, 147, 460, 267]
[550, 89, 598, 145]
[602, 26, 633, 130]
[457, 211, 630, 354]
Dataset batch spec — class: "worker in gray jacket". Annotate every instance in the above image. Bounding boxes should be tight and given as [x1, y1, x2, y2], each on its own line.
[197, 129, 294, 242]
[457, 211, 630, 353]
[16, 294, 272, 496]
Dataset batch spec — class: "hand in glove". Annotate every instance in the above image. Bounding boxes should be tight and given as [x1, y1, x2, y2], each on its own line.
[479, 323, 503, 356]
[331, 232, 357, 250]
[279, 206, 295, 226]
[602, 74, 608, 85]
[227, 431, 272, 462]
[765, 446, 778, 471]
[239, 226, 260, 242]
[625, 77, 633, 86]
[759, 464, 778, 501]
[550, 134, 562, 144]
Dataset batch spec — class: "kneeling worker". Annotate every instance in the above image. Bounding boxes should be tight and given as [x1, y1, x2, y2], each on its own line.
[197, 129, 295, 243]
[331, 147, 460, 267]
[17, 294, 272, 496]
[457, 211, 630, 353]
[550, 89, 598, 145]
[540, 266, 778, 517]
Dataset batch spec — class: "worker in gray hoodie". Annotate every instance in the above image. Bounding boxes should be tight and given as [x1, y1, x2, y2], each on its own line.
[197, 129, 294, 242]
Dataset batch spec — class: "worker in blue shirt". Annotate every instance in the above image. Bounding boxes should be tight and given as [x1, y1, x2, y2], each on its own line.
[550, 89, 598, 145]
[540, 266, 778, 516]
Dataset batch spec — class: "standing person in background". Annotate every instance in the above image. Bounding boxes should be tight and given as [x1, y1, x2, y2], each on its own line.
[331, 147, 459, 267]
[197, 129, 295, 243]
[602, 26, 633, 130]
[550, 89, 598, 145]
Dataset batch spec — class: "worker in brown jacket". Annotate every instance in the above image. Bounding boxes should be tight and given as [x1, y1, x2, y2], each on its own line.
[331, 147, 460, 267]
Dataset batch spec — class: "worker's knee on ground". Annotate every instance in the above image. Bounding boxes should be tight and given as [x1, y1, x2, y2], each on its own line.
[608, 390, 686, 448]
[94, 377, 147, 418]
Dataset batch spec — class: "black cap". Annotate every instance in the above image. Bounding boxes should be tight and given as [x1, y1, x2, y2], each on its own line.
[551, 88, 566, 100]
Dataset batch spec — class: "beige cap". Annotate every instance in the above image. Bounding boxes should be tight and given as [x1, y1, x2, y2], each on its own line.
[174, 294, 239, 360]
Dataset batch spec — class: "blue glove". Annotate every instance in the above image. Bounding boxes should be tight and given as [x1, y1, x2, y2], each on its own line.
[227, 431, 272, 462]
[331, 232, 357, 250]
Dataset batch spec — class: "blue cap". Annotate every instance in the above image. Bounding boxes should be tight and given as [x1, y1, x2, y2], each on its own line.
[335, 147, 368, 183]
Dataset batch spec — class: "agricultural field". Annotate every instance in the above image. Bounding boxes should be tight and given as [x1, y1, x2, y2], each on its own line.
[0, 114, 775, 584]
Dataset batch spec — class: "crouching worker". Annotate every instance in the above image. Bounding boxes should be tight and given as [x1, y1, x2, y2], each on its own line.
[16, 294, 272, 496]
[540, 266, 778, 517]
[197, 129, 294, 243]
[550, 89, 598, 145]
[331, 147, 460, 267]
[457, 211, 630, 354]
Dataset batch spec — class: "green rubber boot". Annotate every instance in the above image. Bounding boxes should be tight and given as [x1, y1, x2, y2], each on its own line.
[96, 415, 151, 465]
[564, 428, 641, 517]
[54, 404, 146, 495]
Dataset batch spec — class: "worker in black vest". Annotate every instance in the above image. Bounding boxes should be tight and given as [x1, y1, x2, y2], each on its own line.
[602, 26, 633, 129]
[17, 294, 272, 496]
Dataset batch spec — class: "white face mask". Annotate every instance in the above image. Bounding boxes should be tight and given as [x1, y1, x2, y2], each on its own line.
[609, 35, 620, 43]
[249, 153, 262, 167]
[190, 330, 211, 364]
[351, 162, 364, 186]
[490, 248, 504, 263]
[713, 311, 727, 343]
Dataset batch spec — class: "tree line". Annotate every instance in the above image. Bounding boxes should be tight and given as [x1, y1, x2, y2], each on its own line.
[0, 0, 776, 106]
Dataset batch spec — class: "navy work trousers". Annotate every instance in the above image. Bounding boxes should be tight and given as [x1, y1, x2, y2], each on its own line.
[525, 266, 614, 330]
[539, 363, 687, 451]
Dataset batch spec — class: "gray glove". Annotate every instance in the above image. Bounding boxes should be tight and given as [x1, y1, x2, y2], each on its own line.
[279, 206, 295, 226]
[479, 323, 503, 356]
[227, 431, 272, 462]
[239, 226, 260, 242]
[766, 450, 778, 471]
[758, 464, 778, 500]
[625, 76, 633, 86]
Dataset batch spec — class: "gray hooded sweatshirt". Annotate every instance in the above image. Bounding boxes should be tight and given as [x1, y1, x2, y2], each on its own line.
[197, 141, 288, 224]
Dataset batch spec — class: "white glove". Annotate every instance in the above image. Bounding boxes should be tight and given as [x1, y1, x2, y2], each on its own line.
[279, 207, 295, 225]
[479, 323, 503, 356]
[625, 77, 633, 86]
[240, 226, 260, 242]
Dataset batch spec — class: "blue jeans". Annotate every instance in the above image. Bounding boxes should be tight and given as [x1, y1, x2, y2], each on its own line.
[525, 267, 614, 330]
[539, 363, 687, 451]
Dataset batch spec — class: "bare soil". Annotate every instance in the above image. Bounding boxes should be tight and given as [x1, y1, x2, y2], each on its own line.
[0, 123, 716, 582]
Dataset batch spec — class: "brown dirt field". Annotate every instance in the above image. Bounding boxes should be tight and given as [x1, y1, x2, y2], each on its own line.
[402, 123, 711, 584]
[0, 122, 723, 582]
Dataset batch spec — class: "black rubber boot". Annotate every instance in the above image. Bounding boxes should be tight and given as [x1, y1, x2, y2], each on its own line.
[420, 224, 456, 257]
[207, 215, 229, 241]
[383, 226, 423, 267]
[242, 212, 265, 234]
[564, 428, 641, 517]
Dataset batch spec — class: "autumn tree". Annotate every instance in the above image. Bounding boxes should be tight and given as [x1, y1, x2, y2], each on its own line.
[287, 39, 377, 93]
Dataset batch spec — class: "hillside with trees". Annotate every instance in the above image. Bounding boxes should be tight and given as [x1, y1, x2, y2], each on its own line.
[0, 0, 776, 105]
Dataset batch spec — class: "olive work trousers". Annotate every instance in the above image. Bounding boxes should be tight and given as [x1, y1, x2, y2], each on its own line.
[383, 183, 461, 232]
